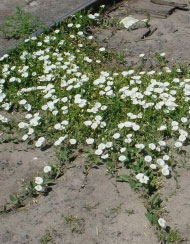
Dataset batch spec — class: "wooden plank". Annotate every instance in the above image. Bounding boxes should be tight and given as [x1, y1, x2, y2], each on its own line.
[151, 0, 189, 10]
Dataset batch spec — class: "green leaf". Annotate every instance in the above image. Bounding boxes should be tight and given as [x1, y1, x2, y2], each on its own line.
[116, 174, 130, 182]
[145, 212, 158, 225]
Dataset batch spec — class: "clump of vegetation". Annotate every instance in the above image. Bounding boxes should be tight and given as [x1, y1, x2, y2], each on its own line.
[0, 6, 44, 39]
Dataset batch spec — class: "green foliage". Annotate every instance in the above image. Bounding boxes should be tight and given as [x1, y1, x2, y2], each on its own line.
[0, 7, 44, 39]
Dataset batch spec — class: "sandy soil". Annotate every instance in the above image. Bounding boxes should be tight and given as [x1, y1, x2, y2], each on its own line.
[94, 0, 190, 67]
[0, 155, 159, 244]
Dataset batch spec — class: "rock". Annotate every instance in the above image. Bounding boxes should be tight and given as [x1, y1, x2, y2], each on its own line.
[120, 16, 148, 30]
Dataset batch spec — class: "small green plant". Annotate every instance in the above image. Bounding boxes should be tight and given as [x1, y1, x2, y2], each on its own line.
[9, 194, 22, 208]
[0, 6, 44, 39]
[39, 229, 54, 244]
[64, 215, 85, 234]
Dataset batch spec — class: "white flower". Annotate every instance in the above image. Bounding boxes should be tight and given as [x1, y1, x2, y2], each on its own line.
[132, 124, 140, 131]
[84, 120, 92, 126]
[149, 143, 156, 150]
[35, 185, 43, 192]
[162, 165, 170, 176]
[157, 158, 165, 167]
[99, 47, 105, 52]
[179, 135, 186, 142]
[158, 218, 166, 228]
[139, 53, 145, 58]
[44, 166, 52, 173]
[120, 147, 126, 153]
[175, 141, 182, 148]
[101, 153, 109, 159]
[98, 143, 106, 150]
[70, 139, 77, 145]
[113, 133, 120, 139]
[160, 53, 165, 57]
[181, 117, 187, 123]
[78, 31, 84, 36]
[88, 14, 96, 19]
[86, 138, 94, 145]
[136, 173, 149, 184]
[119, 155, 126, 162]
[144, 155, 152, 163]
[18, 122, 28, 129]
[135, 143, 145, 149]
[35, 137, 46, 147]
[35, 177, 43, 185]
[150, 164, 157, 169]
[106, 142, 113, 148]
[163, 155, 169, 161]
[22, 134, 28, 141]
[95, 149, 103, 155]
[158, 141, 166, 146]
[67, 23, 73, 27]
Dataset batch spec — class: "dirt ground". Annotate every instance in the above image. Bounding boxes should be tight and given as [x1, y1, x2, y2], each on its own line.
[0, 155, 159, 244]
[0, 0, 91, 52]
[94, 0, 190, 68]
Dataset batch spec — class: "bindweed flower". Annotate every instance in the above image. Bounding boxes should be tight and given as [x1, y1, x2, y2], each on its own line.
[86, 138, 94, 145]
[118, 155, 126, 162]
[44, 166, 52, 173]
[35, 185, 43, 192]
[158, 218, 166, 228]
[35, 177, 43, 185]
[35, 137, 46, 147]
[69, 139, 77, 145]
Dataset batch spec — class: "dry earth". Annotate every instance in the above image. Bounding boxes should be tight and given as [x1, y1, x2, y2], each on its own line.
[94, 0, 190, 67]
[0, 154, 159, 244]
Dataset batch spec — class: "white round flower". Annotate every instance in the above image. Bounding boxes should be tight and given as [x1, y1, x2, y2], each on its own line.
[86, 138, 94, 145]
[70, 139, 77, 145]
[95, 149, 103, 156]
[98, 143, 106, 150]
[135, 143, 145, 149]
[139, 53, 145, 58]
[149, 143, 156, 150]
[144, 155, 152, 163]
[44, 166, 52, 173]
[132, 124, 140, 131]
[106, 142, 113, 148]
[113, 133, 120, 139]
[35, 185, 43, 192]
[175, 141, 182, 148]
[162, 166, 170, 176]
[158, 141, 166, 146]
[118, 155, 126, 162]
[101, 153, 109, 159]
[179, 135, 186, 142]
[150, 164, 157, 169]
[181, 117, 187, 123]
[84, 120, 92, 126]
[22, 134, 28, 141]
[158, 218, 166, 228]
[99, 47, 105, 52]
[120, 147, 126, 153]
[35, 177, 43, 185]
[157, 158, 165, 167]
[35, 137, 46, 147]
[163, 155, 169, 161]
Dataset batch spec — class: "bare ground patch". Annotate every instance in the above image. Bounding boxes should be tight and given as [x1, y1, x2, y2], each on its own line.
[0, 157, 159, 244]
